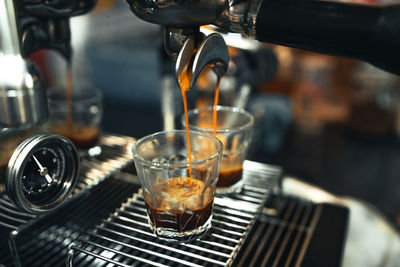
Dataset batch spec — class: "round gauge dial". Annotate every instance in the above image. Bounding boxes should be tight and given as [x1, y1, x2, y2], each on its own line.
[5, 134, 79, 213]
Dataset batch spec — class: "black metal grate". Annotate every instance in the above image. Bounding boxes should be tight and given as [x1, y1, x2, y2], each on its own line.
[0, 133, 335, 267]
[0, 134, 134, 230]
[14, 177, 139, 267]
[0, 133, 136, 267]
[67, 161, 282, 267]
[234, 195, 321, 267]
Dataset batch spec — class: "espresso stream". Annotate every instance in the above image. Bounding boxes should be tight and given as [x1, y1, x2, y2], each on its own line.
[178, 47, 240, 188]
[178, 59, 193, 178]
[147, 50, 216, 234]
[212, 78, 221, 136]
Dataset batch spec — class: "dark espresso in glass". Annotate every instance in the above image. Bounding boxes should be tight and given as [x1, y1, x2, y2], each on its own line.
[145, 200, 213, 233]
[57, 126, 100, 149]
[217, 167, 243, 187]
[144, 177, 213, 234]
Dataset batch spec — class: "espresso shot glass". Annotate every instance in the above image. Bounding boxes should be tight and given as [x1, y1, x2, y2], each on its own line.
[46, 86, 102, 154]
[132, 130, 222, 242]
[183, 106, 254, 195]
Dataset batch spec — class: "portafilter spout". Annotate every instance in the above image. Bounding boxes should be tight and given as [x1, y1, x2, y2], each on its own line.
[176, 33, 229, 91]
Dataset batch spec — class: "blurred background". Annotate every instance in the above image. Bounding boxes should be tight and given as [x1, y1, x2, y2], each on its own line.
[33, 0, 400, 229]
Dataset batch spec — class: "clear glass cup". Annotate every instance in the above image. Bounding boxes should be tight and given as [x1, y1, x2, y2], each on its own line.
[132, 130, 223, 242]
[182, 105, 254, 194]
[46, 86, 102, 152]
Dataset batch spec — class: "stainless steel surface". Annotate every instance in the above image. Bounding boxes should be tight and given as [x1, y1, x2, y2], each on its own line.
[214, 0, 261, 36]
[0, 0, 20, 55]
[164, 27, 200, 61]
[126, 0, 260, 61]
[0, 0, 48, 129]
[19, 18, 72, 60]
[200, 26, 261, 51]
[0, 0, 97, 131]
[176, 33, 229, 91]
[67, 160, 282, 266]
[125, 0, 220, 28]
[125, 0, 259, 36]
[245, 0, 261, 38]
[161, 75, 176, 131]
[17, 0, 97, 17]
[17, 0, 97, 59]
[192, 33, 229, 80]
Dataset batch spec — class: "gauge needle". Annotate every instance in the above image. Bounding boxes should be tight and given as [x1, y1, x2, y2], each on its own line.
[32, 155, 53, 183]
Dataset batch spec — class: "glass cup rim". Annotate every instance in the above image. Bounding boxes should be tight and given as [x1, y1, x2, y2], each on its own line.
[132, 129, 223, 168]
[182, 105, 254, 134]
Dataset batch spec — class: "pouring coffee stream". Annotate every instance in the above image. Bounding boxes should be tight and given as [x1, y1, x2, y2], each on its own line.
[175, 33, 230, 177]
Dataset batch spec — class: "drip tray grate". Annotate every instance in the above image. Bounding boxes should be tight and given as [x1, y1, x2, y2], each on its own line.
[67, 161, 282, 266]
[0, 133, 136, 266]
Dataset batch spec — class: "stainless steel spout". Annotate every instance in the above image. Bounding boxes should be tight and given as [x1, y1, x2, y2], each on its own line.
[164, 27, 200, 61]
[176, 33, 229, 91]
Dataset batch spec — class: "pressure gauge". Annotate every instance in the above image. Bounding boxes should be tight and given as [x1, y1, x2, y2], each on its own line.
[5, 134, 79, 213]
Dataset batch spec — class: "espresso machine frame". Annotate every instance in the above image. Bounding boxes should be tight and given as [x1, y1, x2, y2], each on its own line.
[0, 0, 353, 266]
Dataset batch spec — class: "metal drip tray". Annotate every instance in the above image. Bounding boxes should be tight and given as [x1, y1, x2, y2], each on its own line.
[0, 133, 348, 267]
[0, 133, 134, 230]
[0, 133, 136, 266]
[67, 161, 282, 266]
[236, 195, 321, 267]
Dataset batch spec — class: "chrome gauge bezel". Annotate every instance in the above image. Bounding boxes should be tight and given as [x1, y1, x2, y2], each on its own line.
[5, 134, 79, 213]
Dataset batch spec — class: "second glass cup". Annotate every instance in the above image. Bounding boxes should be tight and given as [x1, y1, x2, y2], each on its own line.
[132, 130, 222, 242]
[46, 86, 103, 151]
[182, 106, 254, 194]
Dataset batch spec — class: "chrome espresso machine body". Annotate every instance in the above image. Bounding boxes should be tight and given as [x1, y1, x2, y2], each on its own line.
[0, 0, 98, 211]
[126, 0, 400, 75]
[0, 0, 97, 130]
[2, 0, 397, 266]
[0, 1, 98, 265]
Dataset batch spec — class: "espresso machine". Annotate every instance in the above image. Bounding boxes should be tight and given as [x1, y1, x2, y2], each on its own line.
[0, 0, 97, 130]
[126, 0, 400, 139]
[0, 1, 110, 266]
[0, 0, 103, 210]
[126, 0, 400, 75]
[1, 0, 400, 266]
